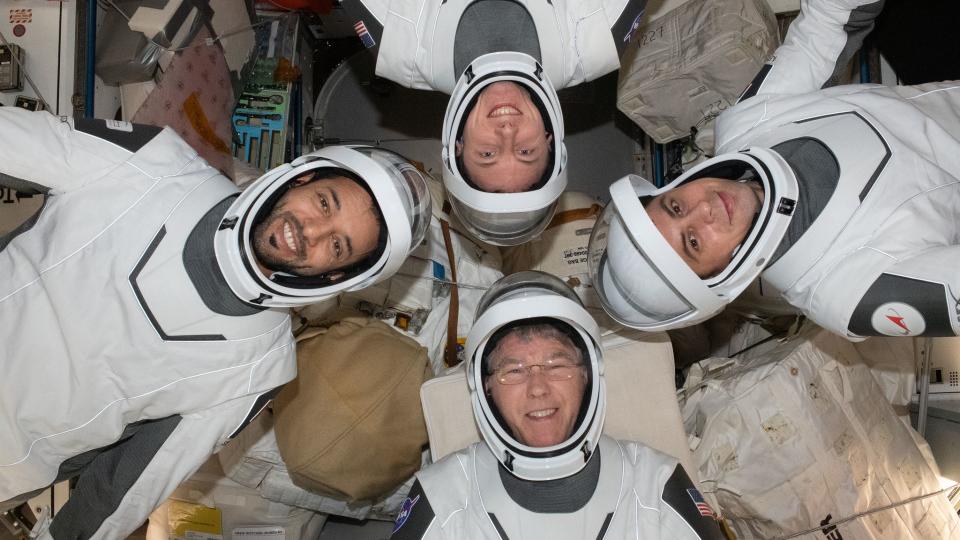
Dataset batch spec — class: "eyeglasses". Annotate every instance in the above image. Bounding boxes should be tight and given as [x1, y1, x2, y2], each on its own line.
[491, 360, 585, 385]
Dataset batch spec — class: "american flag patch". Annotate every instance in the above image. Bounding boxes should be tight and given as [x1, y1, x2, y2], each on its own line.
[687, 488, 714, 517]
[354, 20, 376, 48]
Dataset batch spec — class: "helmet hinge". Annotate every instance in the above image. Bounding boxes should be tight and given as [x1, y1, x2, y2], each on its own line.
[503, 451, 515, 472]
[534, 62, 543, 80]
[776, 197, 796, 216]
[219, 217, 239, 230]
[581, 440, 593, 462]
[464, 65, 475, 84]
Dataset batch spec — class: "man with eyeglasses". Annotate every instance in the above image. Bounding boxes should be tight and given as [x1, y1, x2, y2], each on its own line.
[389, 272, 724, 539]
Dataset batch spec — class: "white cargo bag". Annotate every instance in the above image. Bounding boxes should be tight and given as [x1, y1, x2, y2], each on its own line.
[146, 454, 327, 540]
[681, 326, 960, 539]
[617, 0, 779, 144]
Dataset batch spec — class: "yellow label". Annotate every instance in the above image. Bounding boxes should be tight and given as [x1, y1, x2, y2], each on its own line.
[168, 499, 222, 538]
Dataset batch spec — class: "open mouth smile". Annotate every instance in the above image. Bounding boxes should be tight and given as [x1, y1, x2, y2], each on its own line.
[489, 104, 522, 118]
[526, 408, 558, 419]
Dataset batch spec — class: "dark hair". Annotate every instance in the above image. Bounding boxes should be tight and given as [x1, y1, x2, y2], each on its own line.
[482, 319, 585, 375]
[312, 168, 389, 280]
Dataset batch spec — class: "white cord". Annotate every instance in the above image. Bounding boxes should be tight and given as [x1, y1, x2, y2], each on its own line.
[391, 270, 493, 291]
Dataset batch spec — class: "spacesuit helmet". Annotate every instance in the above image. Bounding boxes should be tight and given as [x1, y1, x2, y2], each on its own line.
[441, 51, 567, 246]
[215, 145, 431, 308]
[587, 149, 799, 331]
[467, 271, 605, 481]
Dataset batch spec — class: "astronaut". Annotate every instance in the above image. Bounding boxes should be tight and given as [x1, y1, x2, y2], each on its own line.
[350, 0, 646, 245]
[0, 109, 430, 537]
[589, 0, 960, 340]
[216, 173, 506, 519]
[389, 271, 724, 539]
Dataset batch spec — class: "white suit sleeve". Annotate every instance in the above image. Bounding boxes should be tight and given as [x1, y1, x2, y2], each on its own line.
[37, 393, 273, 539]
[743, 0, 885, 99]
[0, 108, 142, 194]
[660, 464, 726, 539]
[845, 246, 960, 338]
[357, 0, 388, 25]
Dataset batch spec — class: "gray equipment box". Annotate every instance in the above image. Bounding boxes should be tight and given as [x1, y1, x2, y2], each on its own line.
[617, 0, 779, 144]
[0, 44, 23, 92]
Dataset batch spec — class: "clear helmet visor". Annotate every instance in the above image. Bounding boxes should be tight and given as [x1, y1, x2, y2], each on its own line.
[466, 271, 605, 480]
[441, 52, 567, 247]
[587, 201, 697, 329]
[449, 197, 556, 246]
[352, 146, 432, 249]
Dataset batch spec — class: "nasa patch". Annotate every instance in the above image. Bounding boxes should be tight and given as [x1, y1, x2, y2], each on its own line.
[392, 494, 421, 533]
[623, 11, 645, 43]
[871, 302, 926, 336]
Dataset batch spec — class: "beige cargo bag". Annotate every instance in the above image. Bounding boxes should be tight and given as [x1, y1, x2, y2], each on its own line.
[681, 325, 960, 539]
[617, 0, 779, 144]
[273, 316, 431, 502]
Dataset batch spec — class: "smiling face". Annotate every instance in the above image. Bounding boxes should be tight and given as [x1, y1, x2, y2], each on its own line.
[457, 81, 552, 193]
[485, 330, 587, 448]
[646, 177, 765, 278]
[252, 173, 381, 279]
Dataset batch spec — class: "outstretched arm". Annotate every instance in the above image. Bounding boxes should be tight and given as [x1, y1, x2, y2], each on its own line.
[740, 0, 885, 101]
[0, 108, 161, 194]
[847, 246, 960, 338]
[35, 392, 275, 539]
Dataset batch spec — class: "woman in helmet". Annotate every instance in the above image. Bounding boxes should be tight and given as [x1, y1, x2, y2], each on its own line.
[389, 272, 724, 539]
[0, 105, 430, 537]
[589, 0, 960, 340]
[346, 0, 647, 245]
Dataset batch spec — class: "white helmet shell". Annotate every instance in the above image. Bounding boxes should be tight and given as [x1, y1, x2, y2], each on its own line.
[467, 271, 604, 481]
[214, 146, 431, 307]
[441, 51, 567, 246]
[588, 149, 799, 330]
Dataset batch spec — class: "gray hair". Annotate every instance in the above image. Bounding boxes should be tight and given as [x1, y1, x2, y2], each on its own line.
[485, 322, 584, 374]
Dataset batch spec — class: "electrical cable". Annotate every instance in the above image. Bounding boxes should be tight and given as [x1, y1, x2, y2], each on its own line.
[313, 136, 438, 146]
[773, 482, 960, 539]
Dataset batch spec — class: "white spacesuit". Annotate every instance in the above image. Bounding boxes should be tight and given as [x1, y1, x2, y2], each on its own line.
[356, 0, 636, 94]
[390, 272, 724, 539]
[0, 109, 430, 537]
[217, 181, 506, 517]
[590, 0, 960, 339]
[354, 0, 646, 246]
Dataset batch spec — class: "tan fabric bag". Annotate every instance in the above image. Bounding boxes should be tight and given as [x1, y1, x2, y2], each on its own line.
[617, 0, 778, 144]
[273, 316, 431, 502]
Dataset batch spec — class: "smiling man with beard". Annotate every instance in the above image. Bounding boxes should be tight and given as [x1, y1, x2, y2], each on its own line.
[0, 108, 431, 538]
[252, 170, 385, 282]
